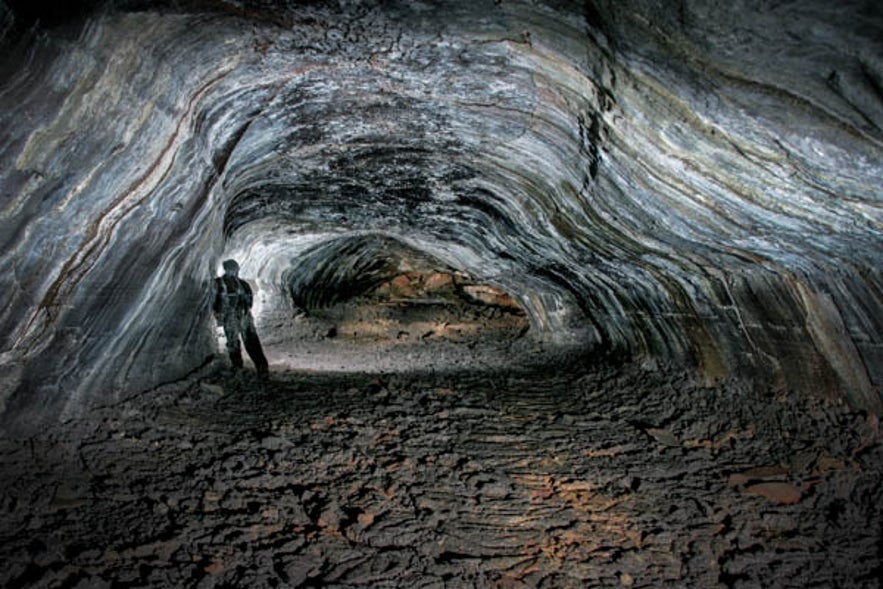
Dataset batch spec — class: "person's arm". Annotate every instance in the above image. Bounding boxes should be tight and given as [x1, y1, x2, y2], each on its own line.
[212, 278, 223, 320]
[242, 280, 254, 310]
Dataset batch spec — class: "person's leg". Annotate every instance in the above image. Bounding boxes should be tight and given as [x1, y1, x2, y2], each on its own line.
[223, 316, 244, 369]
[242, 314, 269, 377]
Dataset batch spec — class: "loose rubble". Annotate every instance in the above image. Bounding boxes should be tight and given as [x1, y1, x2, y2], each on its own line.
[1, 362, 880, 588]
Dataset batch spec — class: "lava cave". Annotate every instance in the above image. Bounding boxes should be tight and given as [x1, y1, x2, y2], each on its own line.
[1, 0, 882, 587]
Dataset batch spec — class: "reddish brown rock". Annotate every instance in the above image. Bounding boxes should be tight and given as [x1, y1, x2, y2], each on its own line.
[745, 482, 802, 504]
[727, 464, 791, 485]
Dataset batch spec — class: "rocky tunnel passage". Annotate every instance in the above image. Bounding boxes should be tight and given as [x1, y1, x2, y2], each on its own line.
[1, 0, 882, 586]
[1, 0, 880, 423]
[237, 232, 532, 372]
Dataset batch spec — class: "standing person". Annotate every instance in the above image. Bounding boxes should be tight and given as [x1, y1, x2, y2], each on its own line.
[213, 259, 269, 380]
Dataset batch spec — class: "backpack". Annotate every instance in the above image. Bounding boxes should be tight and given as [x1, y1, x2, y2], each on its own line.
[215, 276, 250, 316]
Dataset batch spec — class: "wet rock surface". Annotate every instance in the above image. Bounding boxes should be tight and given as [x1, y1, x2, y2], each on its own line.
[2, 363, 880, 588]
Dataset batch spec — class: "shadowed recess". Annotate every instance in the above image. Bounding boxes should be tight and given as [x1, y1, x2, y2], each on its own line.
[283, 235, 458, 311]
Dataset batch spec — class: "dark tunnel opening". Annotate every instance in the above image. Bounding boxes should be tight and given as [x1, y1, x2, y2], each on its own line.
[226, 233, 533, 374]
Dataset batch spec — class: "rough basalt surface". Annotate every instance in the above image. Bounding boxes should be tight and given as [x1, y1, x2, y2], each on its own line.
[1, 366, 881, 587]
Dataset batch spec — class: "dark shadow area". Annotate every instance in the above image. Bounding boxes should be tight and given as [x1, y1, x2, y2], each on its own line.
[2, 0, 101, 29]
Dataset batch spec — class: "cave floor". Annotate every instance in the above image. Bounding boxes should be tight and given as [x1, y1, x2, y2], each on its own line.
[1, 364, 881, 588]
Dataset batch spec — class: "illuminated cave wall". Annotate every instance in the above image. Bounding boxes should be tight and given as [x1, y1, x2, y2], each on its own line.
[0, 0, 881, 426]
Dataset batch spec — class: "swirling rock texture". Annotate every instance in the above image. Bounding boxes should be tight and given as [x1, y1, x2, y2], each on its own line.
[1, 0, 882, 586]
[1, 0, 881, 423]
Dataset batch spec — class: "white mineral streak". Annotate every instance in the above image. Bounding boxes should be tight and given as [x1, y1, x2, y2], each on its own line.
[0, 0, 881, 425]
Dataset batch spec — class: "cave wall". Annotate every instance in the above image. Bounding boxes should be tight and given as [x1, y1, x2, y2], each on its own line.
[0, 0, 881, 428]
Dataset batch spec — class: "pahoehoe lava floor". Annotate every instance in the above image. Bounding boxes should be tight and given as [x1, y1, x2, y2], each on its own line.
[1, 363, 881, 588]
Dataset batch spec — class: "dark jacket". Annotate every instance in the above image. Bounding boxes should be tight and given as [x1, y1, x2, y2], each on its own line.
[213, 275, 254, 318]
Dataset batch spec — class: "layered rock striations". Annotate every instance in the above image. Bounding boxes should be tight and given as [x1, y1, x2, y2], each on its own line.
[0, 0, 881, 427]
